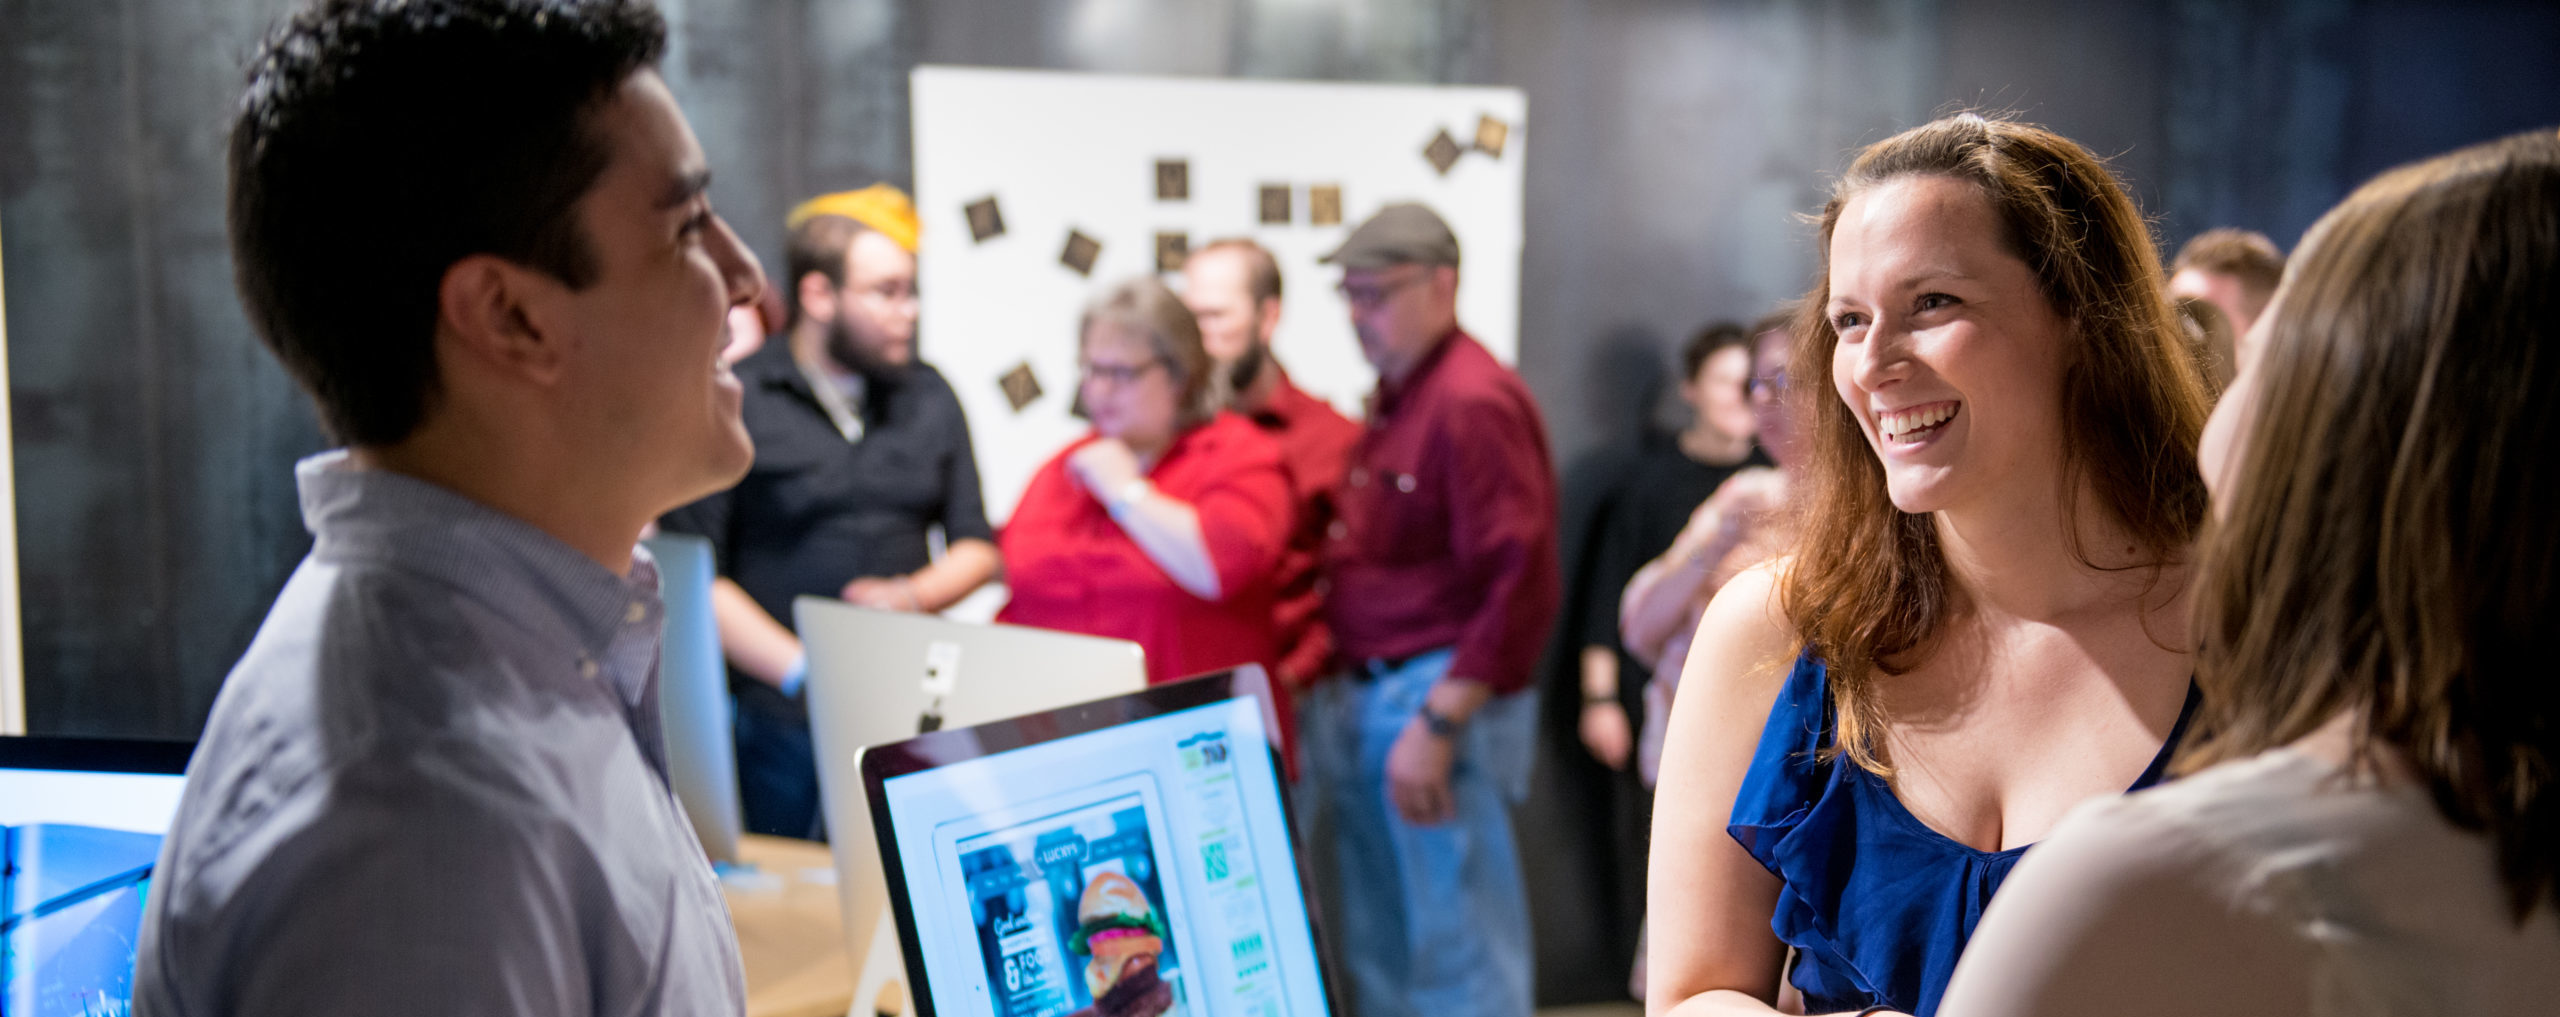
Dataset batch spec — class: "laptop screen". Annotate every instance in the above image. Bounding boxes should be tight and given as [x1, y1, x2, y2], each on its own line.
[1, 737, 192, 1017]
[869, 678, 1328, 1017]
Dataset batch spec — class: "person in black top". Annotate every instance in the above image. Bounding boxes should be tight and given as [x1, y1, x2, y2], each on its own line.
[1580, 321, 1766, 769]
[662, 184, 999, 839]
[1532, 319, 1768, 994]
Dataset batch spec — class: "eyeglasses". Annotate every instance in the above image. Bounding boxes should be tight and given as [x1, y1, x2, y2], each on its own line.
[1750, 369, 1789, 396]
[1336, 272, 1427, 310]
[845, 279, 918, 305]
[1079, 358, 1167, 387]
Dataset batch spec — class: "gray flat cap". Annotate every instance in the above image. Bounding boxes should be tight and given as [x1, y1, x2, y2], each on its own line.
[1320, 202, 1461, 269]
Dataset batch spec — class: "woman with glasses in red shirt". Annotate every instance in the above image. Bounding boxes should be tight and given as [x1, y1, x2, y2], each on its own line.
[999, 277, 1296, 695]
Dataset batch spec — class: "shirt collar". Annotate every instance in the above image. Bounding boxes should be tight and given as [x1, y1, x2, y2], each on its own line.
[1249, 366, 1312, 427]
[295, 451, 663, 705]
[1372, 325, 1467, 417]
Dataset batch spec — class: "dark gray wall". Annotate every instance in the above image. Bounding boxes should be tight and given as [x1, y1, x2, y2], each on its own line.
[7, 0, 2558, 730]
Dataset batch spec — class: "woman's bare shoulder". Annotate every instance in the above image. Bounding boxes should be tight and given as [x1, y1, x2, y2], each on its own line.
[1693, 558, 1800, 676]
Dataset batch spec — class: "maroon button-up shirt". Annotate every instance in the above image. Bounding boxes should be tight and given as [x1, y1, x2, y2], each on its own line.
[1323, 329, 1560, 694]
[1248, 370, 1362, 691]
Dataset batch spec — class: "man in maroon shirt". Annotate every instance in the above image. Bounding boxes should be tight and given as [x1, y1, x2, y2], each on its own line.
[1182, 239, 1360, 694]
[1303, 203, 1559, 1017]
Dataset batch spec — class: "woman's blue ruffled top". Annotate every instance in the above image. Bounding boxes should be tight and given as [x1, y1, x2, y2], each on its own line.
[1726, 649, 2199, 1016]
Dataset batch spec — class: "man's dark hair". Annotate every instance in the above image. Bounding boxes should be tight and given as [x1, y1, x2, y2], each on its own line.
[230, 0, 668, 446]
[784, 215, 865, 329]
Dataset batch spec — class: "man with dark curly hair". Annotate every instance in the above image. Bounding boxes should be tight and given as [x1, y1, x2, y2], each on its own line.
[134, 1, 766, 1013]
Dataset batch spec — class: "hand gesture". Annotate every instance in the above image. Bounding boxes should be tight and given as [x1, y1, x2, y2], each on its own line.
[841, 576, 919, 612]
[1579, 699, 1633, 771]
[1067, 438, 1144, 501]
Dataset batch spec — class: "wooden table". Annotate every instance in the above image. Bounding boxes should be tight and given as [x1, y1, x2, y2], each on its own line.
[725, 834, 858, 1017]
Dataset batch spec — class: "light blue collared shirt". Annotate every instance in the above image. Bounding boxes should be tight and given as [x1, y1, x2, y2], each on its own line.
[135, 452, 744, 1016]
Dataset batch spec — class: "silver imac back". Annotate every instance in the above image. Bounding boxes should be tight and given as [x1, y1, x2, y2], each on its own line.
[796, 597, 1147, 1017]
[643, 533, 743, 866]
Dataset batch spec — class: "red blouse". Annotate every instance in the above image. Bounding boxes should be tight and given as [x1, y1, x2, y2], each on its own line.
[998, 413, 1295, 689]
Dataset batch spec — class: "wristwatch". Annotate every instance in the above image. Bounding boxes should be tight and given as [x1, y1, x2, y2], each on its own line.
[1418, 703, 1464, 739]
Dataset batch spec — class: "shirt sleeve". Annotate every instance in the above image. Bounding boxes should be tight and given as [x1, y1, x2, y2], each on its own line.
[930, 371, 997, 545]
[1187, 433, 1294, 602]
[1937, 794, 2315, 1017]
[211, 778, 612, 1017]
[1439, 393, 1562, 694]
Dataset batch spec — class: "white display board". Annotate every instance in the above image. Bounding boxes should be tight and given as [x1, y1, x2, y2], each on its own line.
[912, 66, 1527, 522]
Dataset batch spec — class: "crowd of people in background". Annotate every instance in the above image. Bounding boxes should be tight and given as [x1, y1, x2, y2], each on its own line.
[123, 1, 2560, 1015]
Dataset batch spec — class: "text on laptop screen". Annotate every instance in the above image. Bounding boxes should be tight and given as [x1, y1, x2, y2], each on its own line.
[880, 695, 1324, 1017]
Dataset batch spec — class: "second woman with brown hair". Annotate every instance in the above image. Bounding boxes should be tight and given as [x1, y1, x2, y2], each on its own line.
[1645, 114, 2214, 1017]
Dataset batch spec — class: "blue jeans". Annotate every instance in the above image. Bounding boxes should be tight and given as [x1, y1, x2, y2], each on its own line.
[1301, 649, 1536, 1017]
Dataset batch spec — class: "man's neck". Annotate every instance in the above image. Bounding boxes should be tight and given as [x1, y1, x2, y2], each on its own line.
[787, 321, 867, 380]
[1380, 322, 1459, 389]
[1235, 356, 1284, 414]
[355, 420, 649, 577]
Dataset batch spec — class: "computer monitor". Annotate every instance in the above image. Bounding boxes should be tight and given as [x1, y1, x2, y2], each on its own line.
[643, 533, 743, 866]
[861, 669, 1333, 1017]
[0, 736, 192, 1017]
[796, 598, 1148, 1016]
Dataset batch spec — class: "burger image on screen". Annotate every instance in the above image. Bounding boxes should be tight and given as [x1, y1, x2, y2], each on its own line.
[1066, 871, 1175, 1017]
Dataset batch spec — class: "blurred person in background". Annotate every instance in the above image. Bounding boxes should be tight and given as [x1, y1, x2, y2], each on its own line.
[1182, 238, 1360, 766]
[1304, 202, 1558, 1017]
[1541, 317, 1770, 995]
[1621, 308, 1805, 787]
[1583, 320, 1769, 772]
[661, 183, 999, 839]
[998, 277, 1294, 690]
[2167, 226, 2285, 339]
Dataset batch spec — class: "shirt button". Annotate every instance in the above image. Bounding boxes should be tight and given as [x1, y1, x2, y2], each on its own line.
[625, 601, 647, 624]
[1395, 473, 1417, 493]
[1329, 520, 1349, 540]
[578, 658, 599, 680]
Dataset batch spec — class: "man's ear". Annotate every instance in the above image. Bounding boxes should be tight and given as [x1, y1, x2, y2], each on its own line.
[1431, 264, 1459, 300]
[1255, 296, 1285, 347]
[796, 271, 838, 327]
[436, 254, 571, 385]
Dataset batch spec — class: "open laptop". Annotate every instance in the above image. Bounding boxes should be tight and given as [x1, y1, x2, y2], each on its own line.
[642, 532, 743, 865]
[860, 669, 1333, 1017]
[797, 598, 1149, 1015]
[1, 735, 193, 1017]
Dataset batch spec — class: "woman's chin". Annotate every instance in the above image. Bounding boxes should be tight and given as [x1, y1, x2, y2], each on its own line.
[1883, 471, 1957, 516]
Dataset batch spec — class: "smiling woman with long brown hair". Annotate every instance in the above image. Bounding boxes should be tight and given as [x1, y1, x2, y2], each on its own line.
[1940, 126, 2560, 1017]
[1645, 114, 2214, 1017]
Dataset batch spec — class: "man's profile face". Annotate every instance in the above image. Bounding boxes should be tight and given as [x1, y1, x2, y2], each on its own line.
[1341, 262, 1453, 380]
[1182, 248, 1264, 367]
[826, 229, 919, 372]
[549, 69, 764, 512]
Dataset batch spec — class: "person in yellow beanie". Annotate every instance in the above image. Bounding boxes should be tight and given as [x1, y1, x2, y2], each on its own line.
[661, 183, 1001, 839]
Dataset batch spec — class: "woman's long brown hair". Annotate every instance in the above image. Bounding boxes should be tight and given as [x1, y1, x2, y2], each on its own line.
[2179, 127, 2560, 921]
[1781, 114, 2212, 774]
